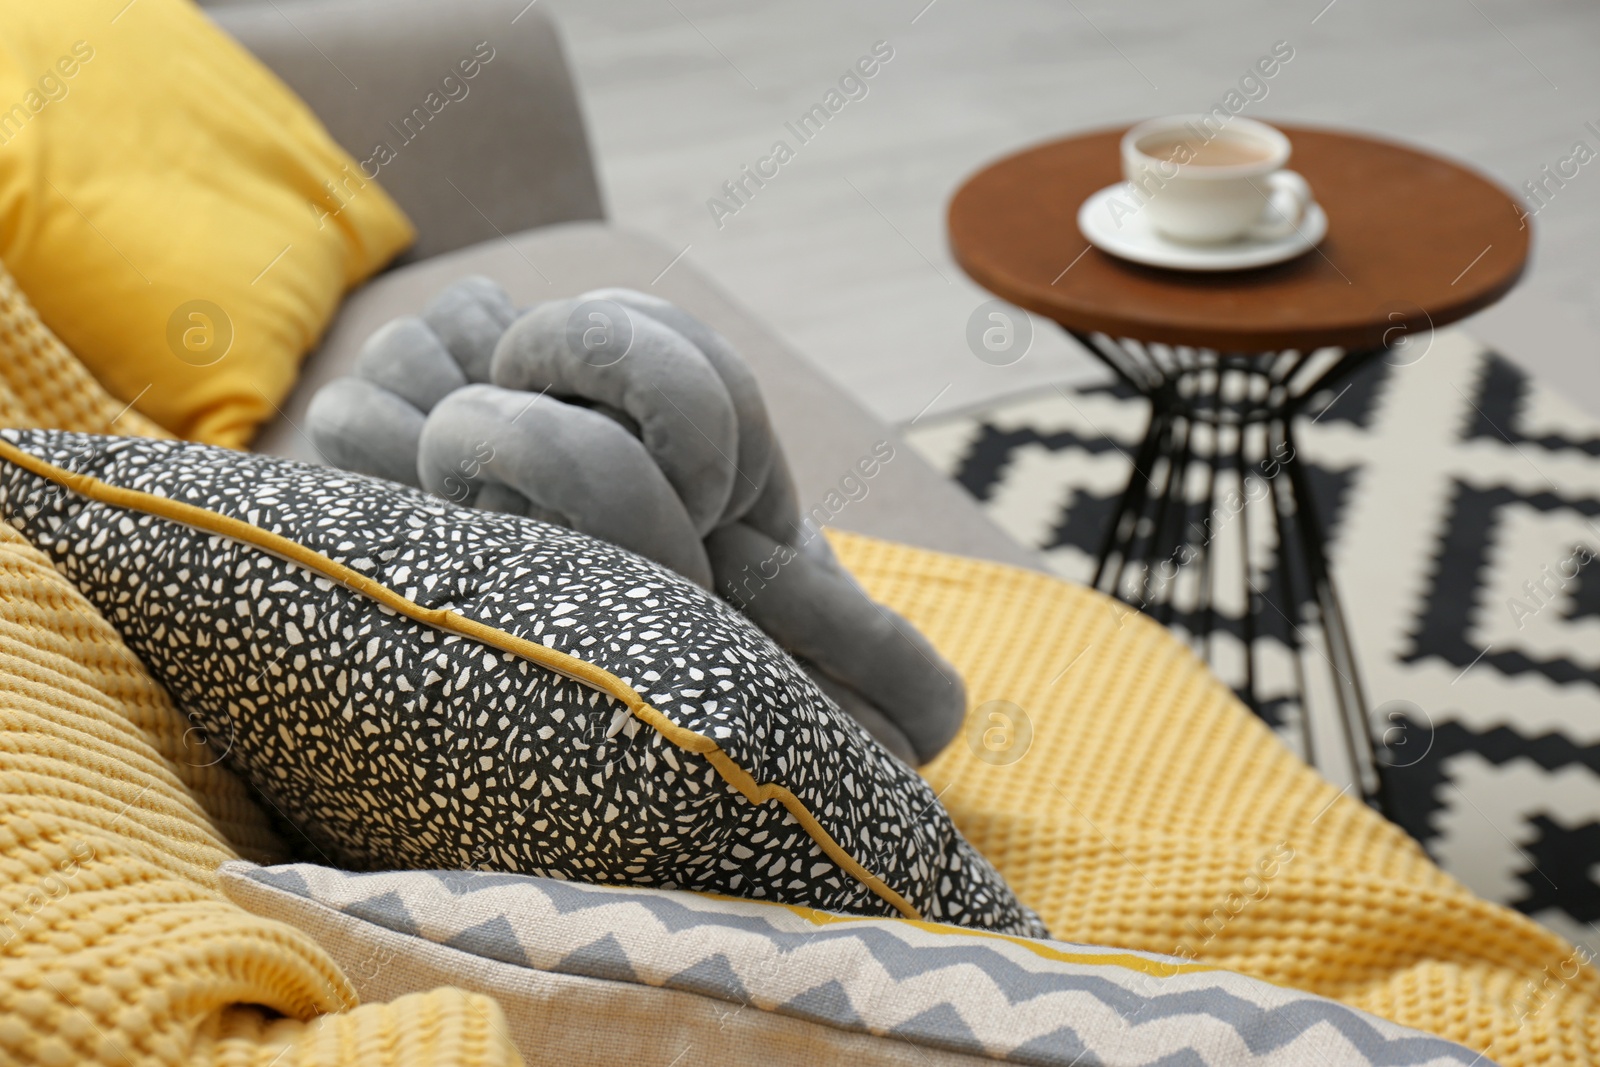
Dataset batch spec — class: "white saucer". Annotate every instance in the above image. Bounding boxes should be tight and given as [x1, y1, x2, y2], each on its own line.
[1076, 183, 1327, 272]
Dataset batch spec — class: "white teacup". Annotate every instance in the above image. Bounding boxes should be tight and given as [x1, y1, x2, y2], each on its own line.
[1120, 116, 1311, 245]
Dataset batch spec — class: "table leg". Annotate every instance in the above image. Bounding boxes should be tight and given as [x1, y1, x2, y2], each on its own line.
[1067, 332, 1393, 814]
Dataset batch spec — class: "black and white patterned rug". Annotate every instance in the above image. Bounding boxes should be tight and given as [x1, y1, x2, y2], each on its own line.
[906, 328, 1600, 956]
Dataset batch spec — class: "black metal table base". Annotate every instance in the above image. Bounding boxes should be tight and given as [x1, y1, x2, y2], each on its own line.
[1069, 331, 1393, 816]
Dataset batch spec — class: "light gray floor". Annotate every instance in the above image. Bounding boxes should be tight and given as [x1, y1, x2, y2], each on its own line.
[543, 0, 1600, 424]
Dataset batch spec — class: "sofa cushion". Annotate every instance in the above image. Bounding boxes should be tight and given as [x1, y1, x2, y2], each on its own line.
[207, 0, 604, 265]
[254, 221, 1040, 571]
[0, 0, 413, 446]
[219, 858, 1492, 1067]
[0, 257, 169, 440]
[0, 428, 1044, 936]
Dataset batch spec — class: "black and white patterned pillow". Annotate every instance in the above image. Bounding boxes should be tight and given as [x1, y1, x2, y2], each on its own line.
[0, 430, 1044, 936]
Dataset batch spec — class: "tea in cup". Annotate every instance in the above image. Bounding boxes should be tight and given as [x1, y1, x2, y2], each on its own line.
[1120, 116, 1311, 244]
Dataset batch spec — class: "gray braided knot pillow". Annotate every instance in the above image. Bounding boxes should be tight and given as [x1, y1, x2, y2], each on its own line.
[305, 278, 963, 766]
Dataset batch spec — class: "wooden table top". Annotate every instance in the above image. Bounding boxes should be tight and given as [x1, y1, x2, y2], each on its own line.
[948, 125, 1530, 352]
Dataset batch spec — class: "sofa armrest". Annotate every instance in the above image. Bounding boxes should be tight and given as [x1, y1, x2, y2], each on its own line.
[208, 0, 604, 263]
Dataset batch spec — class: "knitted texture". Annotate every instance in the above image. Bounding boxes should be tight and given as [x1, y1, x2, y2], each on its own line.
[0, 519, 523, 1067]
[829, 529, 1600, 1067]
[0, 242, 1588, 1063]
[0, 261, 524, 1066]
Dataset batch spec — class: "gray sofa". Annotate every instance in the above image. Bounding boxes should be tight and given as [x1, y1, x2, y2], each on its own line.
[207, 0, 1038, 571]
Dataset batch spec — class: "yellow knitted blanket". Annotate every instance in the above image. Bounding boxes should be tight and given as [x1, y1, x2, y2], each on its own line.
[0, 264, 523, 1067]
[832, 530, 1600, 1067]
[0, 519, 525, 1067]
[0, 254, 1595, 1065]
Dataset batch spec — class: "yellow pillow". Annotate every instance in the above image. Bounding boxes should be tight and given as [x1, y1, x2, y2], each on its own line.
[0, 0, 414, 447]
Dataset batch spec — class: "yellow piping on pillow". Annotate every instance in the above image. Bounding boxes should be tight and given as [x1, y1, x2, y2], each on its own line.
[0, 436, 921, 922]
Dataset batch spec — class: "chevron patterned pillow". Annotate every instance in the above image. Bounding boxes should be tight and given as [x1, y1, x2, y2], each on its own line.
[0, 429, 1040, 936]
[219, 860, 1492, 1067]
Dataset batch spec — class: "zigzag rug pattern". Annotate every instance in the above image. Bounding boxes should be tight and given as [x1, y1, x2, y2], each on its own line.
[905, 329, 1600, 957]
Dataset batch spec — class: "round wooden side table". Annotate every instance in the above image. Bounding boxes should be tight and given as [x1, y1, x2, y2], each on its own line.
[948, 124, 1528, 814]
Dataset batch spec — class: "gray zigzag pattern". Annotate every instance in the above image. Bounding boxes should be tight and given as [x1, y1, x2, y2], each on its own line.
[240, 865, 1490, 1067]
